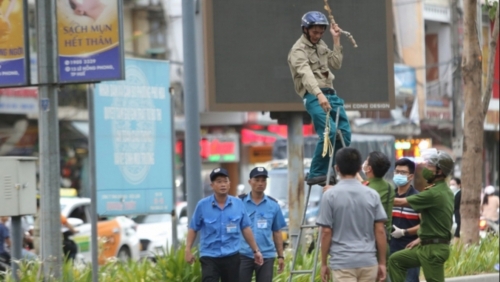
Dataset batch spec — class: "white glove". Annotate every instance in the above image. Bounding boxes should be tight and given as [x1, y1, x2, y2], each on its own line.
[391, 225, 405, 239]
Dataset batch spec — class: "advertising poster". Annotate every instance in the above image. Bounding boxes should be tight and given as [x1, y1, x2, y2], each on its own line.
[0, 0, 28, 87]
[57, 0, 124, 83]
[94, 59, 173, 216]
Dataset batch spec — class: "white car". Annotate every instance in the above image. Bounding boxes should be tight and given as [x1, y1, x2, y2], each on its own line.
[60, 197, 141, 264]
[132, 201, 189, 260]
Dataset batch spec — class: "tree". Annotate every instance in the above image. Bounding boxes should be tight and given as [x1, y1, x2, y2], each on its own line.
[460, 0, 499, 245]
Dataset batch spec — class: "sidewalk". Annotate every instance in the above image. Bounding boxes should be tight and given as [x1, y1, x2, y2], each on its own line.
[423, 273, 499, 282]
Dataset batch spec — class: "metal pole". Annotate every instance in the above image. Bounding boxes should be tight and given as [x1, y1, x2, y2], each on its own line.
[10, 216, 22, 282]
[87, 84, 99, 282]
[170, 89, 179, 251]
[182, 0, 203, 223]
[287, 112, 305, 249]
[36, 0, 62, 278]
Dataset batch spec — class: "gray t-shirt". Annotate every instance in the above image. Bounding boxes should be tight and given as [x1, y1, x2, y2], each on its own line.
[316, 178, 387, 270]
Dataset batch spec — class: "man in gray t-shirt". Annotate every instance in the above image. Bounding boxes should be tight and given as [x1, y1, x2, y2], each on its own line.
[317, 147, 388, 282]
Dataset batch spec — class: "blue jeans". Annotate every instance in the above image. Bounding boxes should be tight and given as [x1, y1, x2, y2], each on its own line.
[303, 90, 351, 179]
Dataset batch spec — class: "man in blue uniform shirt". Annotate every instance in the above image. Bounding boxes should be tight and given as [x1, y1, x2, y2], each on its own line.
[185, 168, 263, 282]
[238, 167, 287, 282]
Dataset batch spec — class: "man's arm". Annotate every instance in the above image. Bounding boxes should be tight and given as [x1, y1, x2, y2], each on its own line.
[394, 197, 410, 207]
[406, 224, 420, 236]
[272, 231, 284, 257]
[185, 229, 197, 251]
[242, 226, 259, 252]
[374, 222, 387, 265]
[320, 227, 332, 266]
[184, 229, 197, 264]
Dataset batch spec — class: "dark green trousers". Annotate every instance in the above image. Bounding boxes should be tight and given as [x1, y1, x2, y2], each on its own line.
[303, 90, 351, 179]
[388, 244, 450, 282]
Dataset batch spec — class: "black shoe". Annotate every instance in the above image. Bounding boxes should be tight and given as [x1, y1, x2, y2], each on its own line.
[306, 175, 336, 187]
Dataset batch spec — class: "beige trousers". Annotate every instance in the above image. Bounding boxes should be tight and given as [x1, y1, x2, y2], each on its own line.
[332, 265, 378, 282]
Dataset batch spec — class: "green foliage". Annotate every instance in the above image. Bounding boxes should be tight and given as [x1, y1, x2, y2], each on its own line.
[2, 237, 498, 282]
[482, 0, 499, 20]
[445, 234, 499, 277]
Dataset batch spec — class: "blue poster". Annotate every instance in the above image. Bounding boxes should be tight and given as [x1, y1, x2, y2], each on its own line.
[0, 0, 28, 87]
[56, 0, 123, 83]
[94, 58, 173, 216]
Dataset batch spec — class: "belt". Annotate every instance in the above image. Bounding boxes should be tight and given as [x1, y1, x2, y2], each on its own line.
[420, 239, 450, 246]
[320, 88, 336, 95]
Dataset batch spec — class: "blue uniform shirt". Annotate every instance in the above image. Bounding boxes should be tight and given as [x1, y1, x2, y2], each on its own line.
[239, 193, 287, 259]
[189, 195, 251, 258]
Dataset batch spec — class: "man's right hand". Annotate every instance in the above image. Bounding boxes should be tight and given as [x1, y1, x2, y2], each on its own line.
[317, 93, 331, 112]
[321, 265, 331, 282]
[405, 238, 421, 249]
[185, 249, 195, 264]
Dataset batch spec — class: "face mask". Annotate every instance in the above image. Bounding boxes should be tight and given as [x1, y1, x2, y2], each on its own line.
[450, 185, 459, 193]
[362, 162, 369, 175]
[422, 167, 436, 182]
[393, 174, 408, 187]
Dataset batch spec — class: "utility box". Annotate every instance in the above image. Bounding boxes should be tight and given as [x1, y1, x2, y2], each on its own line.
[0, 157, 37, 216]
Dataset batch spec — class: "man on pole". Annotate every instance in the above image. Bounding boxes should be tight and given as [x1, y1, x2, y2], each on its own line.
[288, 11, 351, 186]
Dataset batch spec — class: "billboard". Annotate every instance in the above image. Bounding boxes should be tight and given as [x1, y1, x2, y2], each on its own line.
[0, 0, 29, 87]
[203, 0, 395, 111]
[56, 0, 124, 83]
[94, 58, 173, 216]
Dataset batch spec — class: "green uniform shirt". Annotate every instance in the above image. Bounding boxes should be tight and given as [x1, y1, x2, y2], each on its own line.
[407, 180, 454, 241]
[366, 178, 395, 238]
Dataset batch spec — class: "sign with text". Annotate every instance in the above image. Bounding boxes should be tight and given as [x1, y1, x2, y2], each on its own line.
[94, 59, 172, 216]
[0, 0, 29, 87]
[203, 0, 395, 111]
[56, 0, 124, 83]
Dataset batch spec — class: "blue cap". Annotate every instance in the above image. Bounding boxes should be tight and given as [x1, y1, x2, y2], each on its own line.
[210, 167, 229, 181]
[249, 167, 268, 179]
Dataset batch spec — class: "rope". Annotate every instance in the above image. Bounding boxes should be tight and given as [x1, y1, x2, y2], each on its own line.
[322, 111, 334, 158]
[322, 0, 358, 48]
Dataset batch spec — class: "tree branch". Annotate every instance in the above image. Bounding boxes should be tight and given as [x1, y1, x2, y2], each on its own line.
[482, 4, 499, 117]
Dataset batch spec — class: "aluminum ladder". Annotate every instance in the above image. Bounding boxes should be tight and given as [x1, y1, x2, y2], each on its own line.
[288, 106, 347, 282]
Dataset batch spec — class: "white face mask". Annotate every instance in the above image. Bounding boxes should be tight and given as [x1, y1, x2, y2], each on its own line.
[450, 185, 459, 193]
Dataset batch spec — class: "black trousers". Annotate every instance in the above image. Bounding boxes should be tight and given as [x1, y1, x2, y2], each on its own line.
[239, 255, 275, 282]
[200, 253, 240, 282]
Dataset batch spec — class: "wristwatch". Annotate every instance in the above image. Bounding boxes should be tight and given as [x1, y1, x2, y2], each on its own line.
[253, 249, 260, 254]
[404, 229, 409, 236]
[277, 255, 285, 259]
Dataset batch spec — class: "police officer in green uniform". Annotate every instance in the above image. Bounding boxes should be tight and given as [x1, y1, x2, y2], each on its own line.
[388, 149, 454, 282]
[362, 151, 395, 241]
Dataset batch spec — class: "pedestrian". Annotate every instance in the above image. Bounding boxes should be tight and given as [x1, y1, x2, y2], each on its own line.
[0, 216, 11, 265]
[362, 151, 395, 243]
[481, 185, 499, 224]
[390, 158, 420, 282]
[389, 149, 454, 282]
[287, 11, 351, 186]
[317, 147, 387, 282]
[238, 167, 287, 282]
[184, 168, 263, 282]
[449, 177, 461, 242]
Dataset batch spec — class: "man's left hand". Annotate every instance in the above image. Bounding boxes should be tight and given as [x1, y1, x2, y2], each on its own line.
[277, 257, 285, 273]
[254, 251, 263, 266]
[330, 23, 341, 38]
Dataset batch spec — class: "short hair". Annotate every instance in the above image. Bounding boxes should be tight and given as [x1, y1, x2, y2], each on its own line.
[451, 177, 461, 185]
[335, 148, 362, 176]
[367, 151, 391, 178]
[395, 158, 415, 174]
